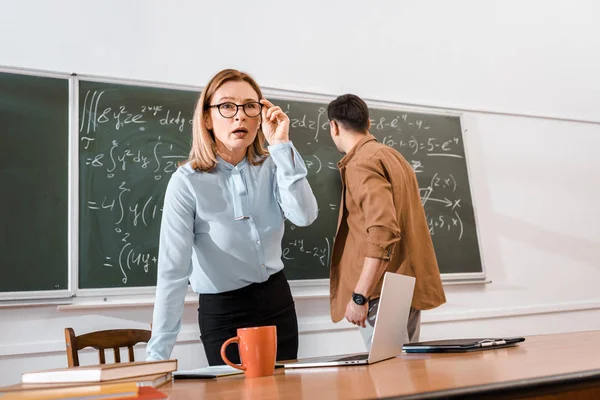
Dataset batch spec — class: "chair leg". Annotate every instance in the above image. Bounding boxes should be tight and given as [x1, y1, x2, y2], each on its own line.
[113, 347, 121, 363]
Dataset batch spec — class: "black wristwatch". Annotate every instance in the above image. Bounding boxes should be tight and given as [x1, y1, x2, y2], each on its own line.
[352, 292, 369, 306]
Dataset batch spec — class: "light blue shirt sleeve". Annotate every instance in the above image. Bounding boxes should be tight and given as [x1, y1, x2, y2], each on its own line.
[146, 171, 195, 361]
[268, 141, 318, 227]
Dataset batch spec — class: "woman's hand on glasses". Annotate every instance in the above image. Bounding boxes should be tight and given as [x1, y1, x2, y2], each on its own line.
[260, 98, 290, 146]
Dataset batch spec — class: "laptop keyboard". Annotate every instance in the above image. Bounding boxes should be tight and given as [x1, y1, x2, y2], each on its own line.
[334, 353, 369, 362]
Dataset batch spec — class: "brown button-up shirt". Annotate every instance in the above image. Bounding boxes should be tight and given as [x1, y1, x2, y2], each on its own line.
[330, 134, 446, 322]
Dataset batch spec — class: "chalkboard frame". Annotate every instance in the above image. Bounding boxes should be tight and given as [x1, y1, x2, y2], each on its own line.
[0, 66, 74, 302]
[0, 68, 487, 301]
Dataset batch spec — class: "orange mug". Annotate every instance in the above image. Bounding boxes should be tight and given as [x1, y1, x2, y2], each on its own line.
[221, 326, 277, 378]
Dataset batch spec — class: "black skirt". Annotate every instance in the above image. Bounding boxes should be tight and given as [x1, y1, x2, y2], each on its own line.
[198, 270, 299, 365]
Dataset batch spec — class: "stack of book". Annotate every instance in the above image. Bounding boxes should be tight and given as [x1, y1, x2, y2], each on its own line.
[0, 359, 177, 399]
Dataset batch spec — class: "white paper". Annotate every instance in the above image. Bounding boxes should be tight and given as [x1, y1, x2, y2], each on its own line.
[172, 365, 244, 377]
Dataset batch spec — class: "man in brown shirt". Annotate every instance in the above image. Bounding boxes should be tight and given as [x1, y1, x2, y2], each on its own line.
[327, 94, 446, 349]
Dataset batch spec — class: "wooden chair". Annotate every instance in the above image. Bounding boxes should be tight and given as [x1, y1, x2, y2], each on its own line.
[64, 327, 152, 367]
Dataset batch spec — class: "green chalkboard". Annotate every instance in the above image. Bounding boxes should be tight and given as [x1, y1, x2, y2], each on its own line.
[78, 80, 483, 289]
[78, 82, 196, 288]
[0, 71, 69, 293]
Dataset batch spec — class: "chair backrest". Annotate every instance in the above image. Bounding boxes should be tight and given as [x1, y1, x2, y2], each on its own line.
[64, 328, 152, 367]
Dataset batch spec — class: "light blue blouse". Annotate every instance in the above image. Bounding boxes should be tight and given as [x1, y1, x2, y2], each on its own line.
[146, 141, 318, 361]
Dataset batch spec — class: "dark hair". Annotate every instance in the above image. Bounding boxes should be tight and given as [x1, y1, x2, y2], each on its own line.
[327, 94, 370, 132]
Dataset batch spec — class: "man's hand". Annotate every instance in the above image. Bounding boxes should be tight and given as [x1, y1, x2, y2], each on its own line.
[345, 299, 368, 328]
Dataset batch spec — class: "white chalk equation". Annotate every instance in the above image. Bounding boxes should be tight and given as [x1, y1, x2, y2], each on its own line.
[102, 232, 158, 284]
[283, 104, 463, 158]
[420, 172, 464, 240]
[79, 89, 193, 149]
[87, 183, 162, 227]
[84, 136, 186, 180]
[282, 237, 333, 267]
[86, 179, 164, 283]
[383, 135, 462, 158]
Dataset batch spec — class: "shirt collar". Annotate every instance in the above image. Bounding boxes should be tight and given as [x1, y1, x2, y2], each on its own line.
[337, 134, 377, 168]
[216, 156, 248, 171]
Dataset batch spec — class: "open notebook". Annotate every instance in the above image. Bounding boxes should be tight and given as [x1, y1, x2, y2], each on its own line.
[173, 365, 244, 379]
[173, 364, 285, 379]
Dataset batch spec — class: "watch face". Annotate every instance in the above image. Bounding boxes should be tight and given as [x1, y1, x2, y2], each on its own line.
[353, 293, 366, 305]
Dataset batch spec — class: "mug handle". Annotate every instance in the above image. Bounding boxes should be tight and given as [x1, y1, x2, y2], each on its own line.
[220, 337, 246, 371]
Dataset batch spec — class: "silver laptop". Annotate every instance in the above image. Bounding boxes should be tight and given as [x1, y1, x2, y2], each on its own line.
[283, 272, 416, 368]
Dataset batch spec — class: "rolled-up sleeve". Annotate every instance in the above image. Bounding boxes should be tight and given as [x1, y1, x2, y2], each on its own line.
[345, 157, 401, 260]
[146, 170, 195, 361]
[269, 141, 318, 227]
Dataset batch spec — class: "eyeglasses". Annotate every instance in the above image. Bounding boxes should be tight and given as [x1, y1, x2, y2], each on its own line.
[206, 101, 263, 118]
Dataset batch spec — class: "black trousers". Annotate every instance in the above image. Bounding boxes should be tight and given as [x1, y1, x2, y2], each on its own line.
[198, 270, 299, 366]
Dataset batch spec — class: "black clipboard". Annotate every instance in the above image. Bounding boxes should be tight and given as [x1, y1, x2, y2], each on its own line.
[402, 337, 525, 353]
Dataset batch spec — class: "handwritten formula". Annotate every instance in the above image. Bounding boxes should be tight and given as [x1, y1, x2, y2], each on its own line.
[79, 82, 481, 287]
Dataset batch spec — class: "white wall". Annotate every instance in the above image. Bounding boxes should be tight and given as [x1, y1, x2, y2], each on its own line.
[1, 0, 600, 387]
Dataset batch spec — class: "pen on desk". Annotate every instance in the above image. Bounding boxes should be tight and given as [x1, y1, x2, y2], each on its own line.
[173, 374, 216, 380]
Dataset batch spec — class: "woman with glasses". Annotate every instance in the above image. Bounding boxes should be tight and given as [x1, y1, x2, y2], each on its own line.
[146, 69, 318, 366]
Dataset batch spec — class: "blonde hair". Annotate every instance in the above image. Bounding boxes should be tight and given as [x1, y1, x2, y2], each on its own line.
[185, 69, 269, 172]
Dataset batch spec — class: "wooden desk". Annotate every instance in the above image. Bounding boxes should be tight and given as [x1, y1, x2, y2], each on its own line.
[162, 330, 600, 399]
